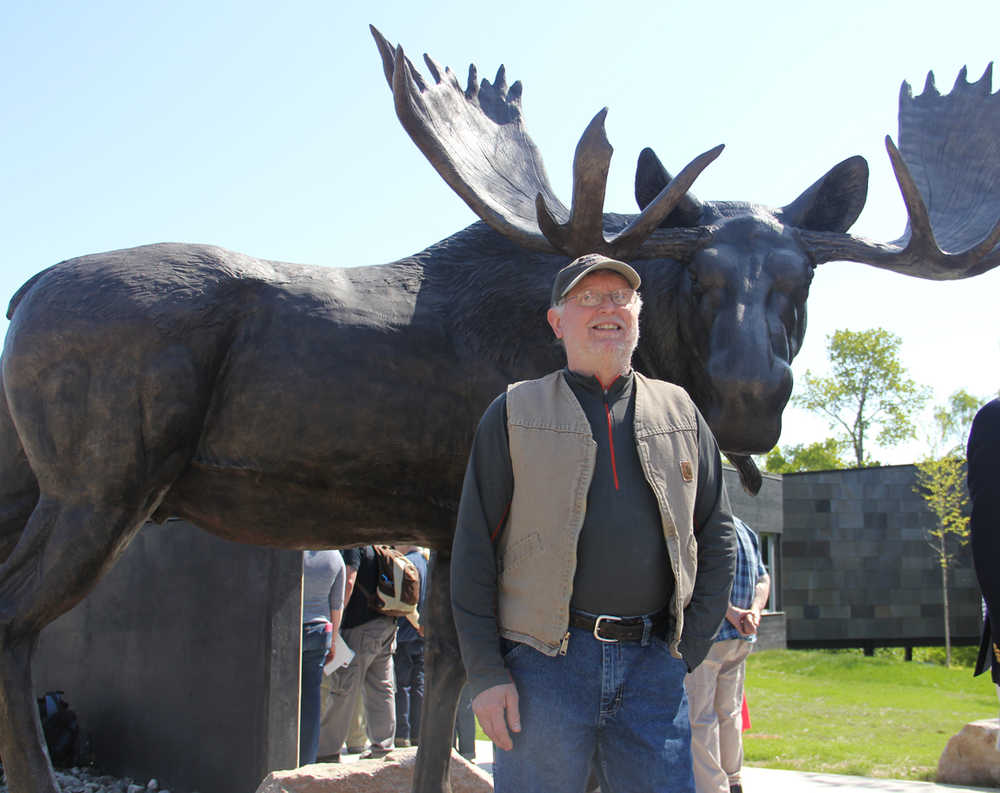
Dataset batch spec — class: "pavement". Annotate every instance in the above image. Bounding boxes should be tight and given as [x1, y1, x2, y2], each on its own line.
[341, 741, 997, 792]
[740, 766, 996, 792]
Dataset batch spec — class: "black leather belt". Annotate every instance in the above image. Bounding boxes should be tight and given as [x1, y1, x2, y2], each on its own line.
[569, 610, 672, 643]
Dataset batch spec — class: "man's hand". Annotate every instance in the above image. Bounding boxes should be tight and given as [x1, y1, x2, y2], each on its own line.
[725, 604, 749, 631]
[471, 683, 521, 751]
[726, 604, 758, 637]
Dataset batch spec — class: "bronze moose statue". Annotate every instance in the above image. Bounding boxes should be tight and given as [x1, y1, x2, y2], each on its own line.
[0, 26, 998, 793]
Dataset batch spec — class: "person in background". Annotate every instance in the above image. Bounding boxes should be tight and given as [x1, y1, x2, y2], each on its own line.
[685, 517, 769, 793]
[317, 546, 398, 762]
[300, 550, 345, 766]
[968, 398, 1000, 733]
[394, 545, 429, 747]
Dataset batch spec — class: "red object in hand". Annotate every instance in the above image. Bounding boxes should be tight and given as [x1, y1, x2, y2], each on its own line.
[741, 691, 751, 731]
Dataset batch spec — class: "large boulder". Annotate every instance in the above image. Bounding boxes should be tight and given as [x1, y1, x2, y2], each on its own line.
[254, 748, 493, 793]
[936, 717, 1000, 787]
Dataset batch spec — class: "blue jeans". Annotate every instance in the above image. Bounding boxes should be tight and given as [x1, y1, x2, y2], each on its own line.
[300, 621, 332, 765]
[393, 638, 425, 742]
[493, 626, 694, 793]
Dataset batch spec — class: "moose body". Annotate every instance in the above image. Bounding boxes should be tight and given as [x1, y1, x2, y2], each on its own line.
[0, 213, 811, 793]
[2, 28, 1000, 793]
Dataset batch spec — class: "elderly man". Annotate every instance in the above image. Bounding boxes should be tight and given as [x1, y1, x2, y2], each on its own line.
[685, 517, 769, 793]
[451, 253, 737, 793]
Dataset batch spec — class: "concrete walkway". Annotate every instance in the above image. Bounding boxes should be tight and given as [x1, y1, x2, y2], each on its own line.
[741, 766, 996, 792]
[471, 740, 997, 792]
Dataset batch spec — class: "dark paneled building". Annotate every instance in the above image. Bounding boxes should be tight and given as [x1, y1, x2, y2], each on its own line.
[781, 464, 981, 649]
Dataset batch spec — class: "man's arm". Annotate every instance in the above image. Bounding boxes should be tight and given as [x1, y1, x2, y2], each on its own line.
[343, 567, 358, 607]
[753, 575, 771, 610]
[679, 409, 737, 669]
[328, 556, 347, 642]
[450, 394, 521, 750]
[326, 551, 359, 662]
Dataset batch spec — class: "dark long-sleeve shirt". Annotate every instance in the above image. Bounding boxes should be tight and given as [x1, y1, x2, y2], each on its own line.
[451, 368, 736, 698]
[969, 398, 1000, 682]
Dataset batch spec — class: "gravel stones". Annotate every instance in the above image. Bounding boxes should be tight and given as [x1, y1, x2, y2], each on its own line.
[0, 768, 178, 793]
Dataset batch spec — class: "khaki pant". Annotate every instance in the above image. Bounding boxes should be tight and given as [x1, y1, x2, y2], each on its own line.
[684, 638, 753, 793]
[346, 692, 367, 751]
[318, 616, 397, 756]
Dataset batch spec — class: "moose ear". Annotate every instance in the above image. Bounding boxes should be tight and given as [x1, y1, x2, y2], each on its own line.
[635, 147, 704, 228]
[778, 156, 869, 232]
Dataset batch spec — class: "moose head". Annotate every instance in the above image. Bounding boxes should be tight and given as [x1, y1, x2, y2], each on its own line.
[373, 28, 1000, 490]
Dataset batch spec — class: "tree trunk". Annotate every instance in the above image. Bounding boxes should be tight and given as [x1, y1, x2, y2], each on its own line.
[940, 535, 952, 668]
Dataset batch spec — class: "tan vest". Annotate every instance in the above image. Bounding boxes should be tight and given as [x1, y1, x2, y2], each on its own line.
[498, 371, 700, 659]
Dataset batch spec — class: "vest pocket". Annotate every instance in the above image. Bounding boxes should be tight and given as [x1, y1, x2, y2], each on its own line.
[498, 532, 543, 575]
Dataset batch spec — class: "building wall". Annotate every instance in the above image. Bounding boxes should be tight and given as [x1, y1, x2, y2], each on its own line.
[33, 519, 303, 793]
[781, 464, 981, 647]
[724, 466, 784, 539]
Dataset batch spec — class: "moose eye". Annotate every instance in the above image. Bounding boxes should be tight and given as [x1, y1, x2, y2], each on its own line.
[690, 250, 729, 292]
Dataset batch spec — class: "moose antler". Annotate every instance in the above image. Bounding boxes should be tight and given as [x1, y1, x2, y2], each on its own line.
[371, 26, 721, 260]
[801, 64, 1000, 279]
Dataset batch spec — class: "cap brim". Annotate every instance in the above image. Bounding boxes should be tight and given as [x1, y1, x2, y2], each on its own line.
[559, 260, 641, 301]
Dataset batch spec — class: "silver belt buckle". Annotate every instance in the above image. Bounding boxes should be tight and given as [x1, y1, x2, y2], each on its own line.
[593, 614, 622, 642]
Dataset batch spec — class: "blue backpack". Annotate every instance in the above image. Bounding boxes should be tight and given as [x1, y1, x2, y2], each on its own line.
[37, 691, 80, 767]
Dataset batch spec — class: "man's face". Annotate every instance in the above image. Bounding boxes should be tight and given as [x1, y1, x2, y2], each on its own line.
[546, 270, 640, 378]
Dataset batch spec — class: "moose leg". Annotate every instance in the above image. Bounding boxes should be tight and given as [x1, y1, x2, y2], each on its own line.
[0, 495, 157, 793]
[0, 339, 202, 792]
[412, 550, 466, 793]
[0, 632, 52, 793]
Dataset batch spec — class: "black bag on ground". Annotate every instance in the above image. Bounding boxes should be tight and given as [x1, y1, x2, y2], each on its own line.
[37, 691, 80, 767]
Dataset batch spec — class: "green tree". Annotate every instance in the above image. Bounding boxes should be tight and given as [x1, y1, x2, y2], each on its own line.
[794, 328, 930, 467]
[763, 438, 848, 473]
[931, 388, 981, 454]
[913, 454, 969, 667]
[911, 389, 980, 667]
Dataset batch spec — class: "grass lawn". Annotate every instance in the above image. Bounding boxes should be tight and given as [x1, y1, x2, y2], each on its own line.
[743, 648, 998, 780]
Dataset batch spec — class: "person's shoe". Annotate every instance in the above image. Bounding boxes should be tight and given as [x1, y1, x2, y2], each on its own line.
[345, 744, 367, 754]
[360, 746, 392, 760]
[316, 753, 340, 763]
[730, 785, 743, 793]
[395, 737, 411, 748]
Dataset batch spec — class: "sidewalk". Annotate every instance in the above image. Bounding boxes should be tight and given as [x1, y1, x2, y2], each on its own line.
[469, 740, 997, 792]
[741, 766, 996, 792]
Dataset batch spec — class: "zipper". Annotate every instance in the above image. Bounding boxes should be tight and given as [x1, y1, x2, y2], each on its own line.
[558, 631, 571, 656]
[604, 393, 620, 491]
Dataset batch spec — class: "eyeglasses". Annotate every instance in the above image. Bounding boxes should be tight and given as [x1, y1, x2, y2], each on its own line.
[561, 288, 637, 307]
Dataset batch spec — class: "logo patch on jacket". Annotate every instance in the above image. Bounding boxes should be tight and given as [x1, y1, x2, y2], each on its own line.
[679, 460, 694, 482]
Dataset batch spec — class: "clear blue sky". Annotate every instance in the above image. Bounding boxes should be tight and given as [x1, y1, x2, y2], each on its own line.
[3, 0, 999, 462]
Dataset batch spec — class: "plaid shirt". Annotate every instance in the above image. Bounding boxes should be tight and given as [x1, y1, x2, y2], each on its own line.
[715, 517, 767, 643]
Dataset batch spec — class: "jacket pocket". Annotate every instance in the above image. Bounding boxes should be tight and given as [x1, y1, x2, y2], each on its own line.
[498, 532, 543, 576]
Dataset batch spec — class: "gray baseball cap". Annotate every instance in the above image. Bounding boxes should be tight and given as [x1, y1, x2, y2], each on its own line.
[551, 253, 641, 306]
